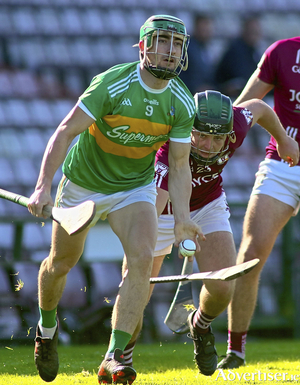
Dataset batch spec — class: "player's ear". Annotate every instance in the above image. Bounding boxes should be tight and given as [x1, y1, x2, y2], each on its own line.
[139, 40, 144, 50]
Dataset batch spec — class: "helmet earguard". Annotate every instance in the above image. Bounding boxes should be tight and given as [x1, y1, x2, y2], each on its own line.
[139, 15, 190, 80]
[191, 90, 235, 165]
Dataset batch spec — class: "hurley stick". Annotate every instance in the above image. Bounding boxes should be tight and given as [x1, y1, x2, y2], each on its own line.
[0, 188, 96, 236]
[150, 258, 260, 284]
[164, 258, 195, 334]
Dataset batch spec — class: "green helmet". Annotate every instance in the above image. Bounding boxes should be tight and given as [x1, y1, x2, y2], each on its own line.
[139, 15, 190, 80]
[191, 90, 235, 165]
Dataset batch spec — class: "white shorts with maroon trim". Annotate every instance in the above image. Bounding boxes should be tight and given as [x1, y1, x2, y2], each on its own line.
[55, 176, 157, 227]
[251, 159, 300, 215]
[154, 192, 232, 257]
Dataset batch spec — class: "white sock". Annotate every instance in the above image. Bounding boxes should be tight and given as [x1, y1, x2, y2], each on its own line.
[39, 320, 57, 339]
[227, 349, 245, 360]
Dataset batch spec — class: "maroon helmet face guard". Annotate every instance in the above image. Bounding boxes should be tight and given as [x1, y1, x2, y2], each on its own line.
[191, 91, 235, 166]
[191, 130, 232, 166]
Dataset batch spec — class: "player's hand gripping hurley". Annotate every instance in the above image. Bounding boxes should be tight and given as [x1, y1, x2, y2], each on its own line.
[0, 188, 96, 236]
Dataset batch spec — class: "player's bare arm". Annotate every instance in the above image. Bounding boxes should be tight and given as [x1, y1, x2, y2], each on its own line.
[168, 141, 191, 224]
[28, 106, 95, 218]
[238, 98, 299, 166]
[233, 69, 274, 106]
[168, 140, 204, 253]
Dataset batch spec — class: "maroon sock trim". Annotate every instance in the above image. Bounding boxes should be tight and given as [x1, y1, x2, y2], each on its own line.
[228, 330, 247, 354]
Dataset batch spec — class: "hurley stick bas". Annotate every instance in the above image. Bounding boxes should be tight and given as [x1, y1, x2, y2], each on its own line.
[164, 257, 195, 334]
[150, 258, 260, 284]
[0, 188, 96, 236]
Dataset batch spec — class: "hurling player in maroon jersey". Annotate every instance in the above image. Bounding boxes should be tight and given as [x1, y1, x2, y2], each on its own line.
[218, 37, 300, 370]
[122, 90, 298, 376]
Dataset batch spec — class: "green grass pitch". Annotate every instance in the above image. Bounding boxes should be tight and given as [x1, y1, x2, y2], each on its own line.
[1, 339, 300, 384]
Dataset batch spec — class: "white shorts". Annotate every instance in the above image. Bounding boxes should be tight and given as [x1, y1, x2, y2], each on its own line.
[251, 159, 300, 215]
[154, 192, 232, 257]
[55, 176, 157, 227]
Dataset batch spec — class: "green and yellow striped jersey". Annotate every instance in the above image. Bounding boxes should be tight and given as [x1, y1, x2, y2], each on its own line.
[63, 62, 195, 194]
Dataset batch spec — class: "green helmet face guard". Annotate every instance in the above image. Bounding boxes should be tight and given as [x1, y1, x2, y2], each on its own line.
[191, 90, 235, 166]
[139, 15, 190, 80]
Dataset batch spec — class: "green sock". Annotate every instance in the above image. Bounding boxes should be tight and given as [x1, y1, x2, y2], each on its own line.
[39, 307, 57, 328]
[108, 329, 132, 353]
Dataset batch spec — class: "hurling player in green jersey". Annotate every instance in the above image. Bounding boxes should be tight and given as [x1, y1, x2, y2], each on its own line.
[28, 15, 203, 384]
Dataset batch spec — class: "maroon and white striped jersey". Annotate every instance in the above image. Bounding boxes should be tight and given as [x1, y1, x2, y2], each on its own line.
[257, 37, 300, 163]
[155, 106, 253, 213]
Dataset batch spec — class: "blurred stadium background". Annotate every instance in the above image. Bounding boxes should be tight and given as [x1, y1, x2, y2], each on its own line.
[1, 0, 300, 345]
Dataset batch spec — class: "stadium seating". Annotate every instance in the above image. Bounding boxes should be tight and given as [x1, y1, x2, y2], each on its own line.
[0, 266, 22, 340]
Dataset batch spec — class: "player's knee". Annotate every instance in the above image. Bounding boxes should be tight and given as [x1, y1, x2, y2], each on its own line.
[127, 248, 154, 277]
[237, 241, 267, 264]
[237, 250, 265, 276]
[206, 280, 234, 304]
[220, 281, 234, 302]
[47, 252, 79, 277]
